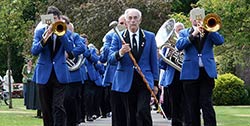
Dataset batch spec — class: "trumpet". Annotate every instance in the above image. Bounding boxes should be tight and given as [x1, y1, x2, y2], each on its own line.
[42, 21, 67, 42]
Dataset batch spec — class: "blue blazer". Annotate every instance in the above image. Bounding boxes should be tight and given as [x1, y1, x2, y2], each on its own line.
[79, 42, 99, 83]
[83, 47, 100, 84]
[31, 27, 73, 84]
[176, 28, 224, 80]
[94, 61, 105, 86]
[99, 30, 117, 87]
[68, 33, 87, 83]
[109, 29, 159, 93]
[159, 47, 176, 87]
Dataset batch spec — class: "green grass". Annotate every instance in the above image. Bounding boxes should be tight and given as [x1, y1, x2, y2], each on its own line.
[215, 106, 250, 126]
[0, 99, 250, 126]
[0, 98, 42, 126]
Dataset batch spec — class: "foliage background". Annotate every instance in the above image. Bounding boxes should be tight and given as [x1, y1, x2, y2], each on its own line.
[0, 0, 249, 88]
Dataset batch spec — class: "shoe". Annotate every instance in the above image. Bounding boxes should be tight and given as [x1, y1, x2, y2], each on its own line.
[92, 115, 101, 120]
[78, 119, 85, 123]
[34, 115, 42, 119]
[106, 112, 112, 117]
[87, 116, 94, 122]
[101, 115, 107, 118]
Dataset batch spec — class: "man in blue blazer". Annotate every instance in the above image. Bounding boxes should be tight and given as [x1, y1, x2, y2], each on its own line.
[78, 34, 99, 123]
[159, 22, 187, 125]
[61, 16, 90, 126]
[31, 6, 73, 126]
[109, 8, 159, 126]
[99, 14, 126, 118]
[175, 8, 224, 126]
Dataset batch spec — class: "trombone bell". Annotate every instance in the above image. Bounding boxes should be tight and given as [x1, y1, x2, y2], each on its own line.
[203, 13, 222, 32]
[52, 21, 67, 36]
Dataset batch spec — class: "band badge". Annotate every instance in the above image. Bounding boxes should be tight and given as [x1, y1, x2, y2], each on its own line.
[41, 14, 54, 25]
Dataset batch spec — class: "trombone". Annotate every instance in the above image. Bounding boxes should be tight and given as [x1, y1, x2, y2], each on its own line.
[198, 13, 222, 36]
[42, 21, 67, 43]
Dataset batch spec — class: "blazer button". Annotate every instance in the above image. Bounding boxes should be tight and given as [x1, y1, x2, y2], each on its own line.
[53, 62, 55, 64]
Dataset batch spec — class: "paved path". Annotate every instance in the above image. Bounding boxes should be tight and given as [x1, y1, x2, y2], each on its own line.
[80, 111, 171, 126]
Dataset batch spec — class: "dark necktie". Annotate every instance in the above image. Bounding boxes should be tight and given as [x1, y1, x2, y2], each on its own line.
[132, 34, 137, 55]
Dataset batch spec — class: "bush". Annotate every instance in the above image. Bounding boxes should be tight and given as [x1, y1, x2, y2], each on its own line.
[244, 86, 250, 104]
[213, 73, 249, 105]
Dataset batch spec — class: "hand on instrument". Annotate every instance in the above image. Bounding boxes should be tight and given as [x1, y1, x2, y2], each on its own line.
[42, 24, 53, 44]
[192, 21, 204, 37]
[119, 43, 131, 56]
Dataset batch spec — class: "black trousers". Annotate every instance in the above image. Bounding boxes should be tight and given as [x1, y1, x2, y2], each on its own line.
[79, 84, 86, 122]
[182, 68, 216, 126]
[84, 80, 96, 118]
[38, 69, 66, 126]
[93, 85, 103, 117]
[64, 82, 82, 126]
[111, 71, 152, 126]
[168, 71, 186, 126]
[101, 85, 111, 116]
[162, 87, 172, 119]
[111, 91, 129, 126]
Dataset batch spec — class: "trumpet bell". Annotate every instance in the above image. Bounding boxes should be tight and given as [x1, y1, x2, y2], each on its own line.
[203, 13, 222, 32]
[53, 21, 67, 36]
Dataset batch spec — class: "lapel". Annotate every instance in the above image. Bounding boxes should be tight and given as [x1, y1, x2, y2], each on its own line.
[200, 31, 208, 52]
[189, 28, 208, 53]
[122, 30, 130, 45]
[137, 29, 146, 62]
[189, 28, 200, 53]
[122, 29, 146, 62]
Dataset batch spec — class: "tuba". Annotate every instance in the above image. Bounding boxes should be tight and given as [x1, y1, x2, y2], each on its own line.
[155, 18, 183, 72]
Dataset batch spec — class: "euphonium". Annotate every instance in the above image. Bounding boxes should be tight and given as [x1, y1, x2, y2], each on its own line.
[155, 18, 183, 72]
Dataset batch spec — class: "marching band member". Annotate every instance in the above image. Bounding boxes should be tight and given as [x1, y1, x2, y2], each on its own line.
[61, 15, 87, 126]
[99, 14, 126, 118]
[159, 22, 186, 125]
[31, 6, 73, 126]
[80, 36, 99, 122]
[77, 34, 99, 123]
[176, 7, 224, 126]
[109, 8, 159, 126]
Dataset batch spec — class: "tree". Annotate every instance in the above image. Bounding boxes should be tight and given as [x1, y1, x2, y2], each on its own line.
[171, 0, 199, 14]
[0, 0, 34, 108]
[197, 0, 250, 45]
[36, 0, 171, 48]
[197, 0, 250, 85]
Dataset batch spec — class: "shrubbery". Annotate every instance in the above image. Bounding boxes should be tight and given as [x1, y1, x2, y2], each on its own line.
[213, 73, 249, 105]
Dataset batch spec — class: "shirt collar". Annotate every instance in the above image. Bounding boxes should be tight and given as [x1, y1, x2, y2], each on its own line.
[129, 29, 140, 37]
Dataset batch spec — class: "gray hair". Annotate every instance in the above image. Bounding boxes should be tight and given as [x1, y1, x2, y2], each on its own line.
[174, 22, 185, 29]
[124, 8, 142, 20]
